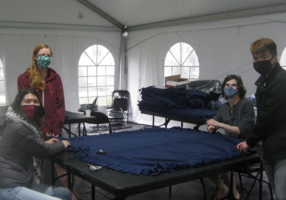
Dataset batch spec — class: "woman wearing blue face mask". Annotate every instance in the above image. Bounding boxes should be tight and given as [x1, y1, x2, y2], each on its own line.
[206, 75, 255, 200]
[0, 88, 71, 200]
[17, 44, 64, 139]
[17, 44, 81, 200]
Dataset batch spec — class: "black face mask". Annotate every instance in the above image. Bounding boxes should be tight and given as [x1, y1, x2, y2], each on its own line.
[253, 56, 275, 75]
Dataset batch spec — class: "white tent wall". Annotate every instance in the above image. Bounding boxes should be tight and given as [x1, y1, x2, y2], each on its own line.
[0, 29, 121, 112]
[127, 13, 286, 126]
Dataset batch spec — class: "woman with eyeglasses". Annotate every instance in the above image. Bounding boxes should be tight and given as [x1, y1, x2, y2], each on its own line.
[17, 44, 80, 200]
[0, 88, 71, 200]
[18, 44, 64, 139]
[206, 75, 255, 200]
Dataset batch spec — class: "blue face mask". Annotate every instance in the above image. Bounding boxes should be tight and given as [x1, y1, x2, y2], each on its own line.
[224, 86, 238, 97]
[36, 56, 51, 68]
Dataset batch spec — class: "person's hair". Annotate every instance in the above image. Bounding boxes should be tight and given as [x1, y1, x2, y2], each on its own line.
[221, 75, 246, 100]
[27, 44, 53, 91]
[250, 38, 277, 57]
[11, 88, 45, 128]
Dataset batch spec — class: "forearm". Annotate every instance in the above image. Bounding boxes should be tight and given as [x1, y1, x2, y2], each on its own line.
[218, 122, 240, 135]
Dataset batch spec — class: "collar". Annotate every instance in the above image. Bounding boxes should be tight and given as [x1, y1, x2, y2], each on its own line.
[255, 62, 283, 87]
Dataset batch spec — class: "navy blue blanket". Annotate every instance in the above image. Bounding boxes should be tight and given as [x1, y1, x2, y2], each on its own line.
[138, 86, 217, 124]
[66, 128, 245, 175]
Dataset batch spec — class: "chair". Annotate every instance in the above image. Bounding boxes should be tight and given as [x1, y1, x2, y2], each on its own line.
[211, 163, 274, 200]
[106, 90, 130, 123]
[83, 111, 112, 134]
[236, 162, 273, 200]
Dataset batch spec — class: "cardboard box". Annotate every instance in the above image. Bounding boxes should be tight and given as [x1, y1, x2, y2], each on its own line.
[165, 75, 190, 88]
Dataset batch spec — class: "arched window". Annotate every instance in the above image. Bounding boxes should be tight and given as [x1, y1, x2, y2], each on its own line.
[78, 45, 115, 106]
[164, 42, 199, 80]
[0, 59, 6, 105]
[280, 47, 286, 70]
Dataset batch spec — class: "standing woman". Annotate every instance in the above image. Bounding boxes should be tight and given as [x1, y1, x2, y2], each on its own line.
[17, 44, 80, 200]
[18, 44, 64, 138]
[0, 88, 71, 200]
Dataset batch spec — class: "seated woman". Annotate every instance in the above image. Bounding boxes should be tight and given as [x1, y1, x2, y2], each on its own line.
[206, 75, 255, 200]
[0, 88, 71, 200]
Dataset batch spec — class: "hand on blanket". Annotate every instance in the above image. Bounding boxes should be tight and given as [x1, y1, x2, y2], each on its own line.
[206, 119, 222, 133]
[237, 141, 250, 154]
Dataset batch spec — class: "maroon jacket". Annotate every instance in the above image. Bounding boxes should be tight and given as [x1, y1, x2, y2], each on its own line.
[17, 68, 65, 137]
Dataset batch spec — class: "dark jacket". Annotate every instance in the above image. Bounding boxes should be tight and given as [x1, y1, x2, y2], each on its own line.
[17, 68, 65, 136]
[0, 118, 64, 188]
[246, 63, 286, 162]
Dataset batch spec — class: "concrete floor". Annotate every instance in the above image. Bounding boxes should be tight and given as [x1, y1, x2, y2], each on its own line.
[43, 122, 275, 200]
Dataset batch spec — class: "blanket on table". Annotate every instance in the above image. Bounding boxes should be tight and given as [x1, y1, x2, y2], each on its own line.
[66, 128, 247, 175]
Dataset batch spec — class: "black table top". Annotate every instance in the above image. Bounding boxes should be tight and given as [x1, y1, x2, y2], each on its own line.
[64, 111, 96, 124]
[51, 151, 260, 199]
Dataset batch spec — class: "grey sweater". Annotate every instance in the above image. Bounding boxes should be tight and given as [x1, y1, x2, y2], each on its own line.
[213, 98, 255, 139]
[0, 117, 64, 188]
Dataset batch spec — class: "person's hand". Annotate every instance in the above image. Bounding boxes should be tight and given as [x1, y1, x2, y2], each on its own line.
[46, 132, 52, 137]
[206, 119, 221, 128]
[237, 141, 250, 153]
[45, 138, 59, 144]
[62, 140, 70, 148]
[207, 125, 216, 134]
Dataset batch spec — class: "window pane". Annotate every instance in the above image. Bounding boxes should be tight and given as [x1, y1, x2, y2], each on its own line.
[98, 96, 108, 106]
[88, 77, 96, 86]
[98, 77, 106, 86]
[172, 67, 180, 75]
[0, 93, 6, 105]
[106, 86, 114, 96]
[165, 52, 178, 66]
[181, 43, 193, 65]
[88, 97, 97, 103]
[88, 87, 97, 97]
[78, 45, 115, 108]
[184, 53, 199, 66]
[0, 69, 4, 80]
[78, 87, 87, 97]
[107, 96, 112, 106]
[190, 67, 200, 79]
[100, 53, 115, 65]
[97, 45, 109, 65]
[78, 52, 95, 65]
[98, 66, 105, 76]
[85, 46, 98, 64]
[169, 43, 181, 64]
[106, 67, 114, 75]
[164, 67, 172, 77]
[164, 42, 199, 81]
[79, 97, 88, 104]
[88, 67, 97, 76]
[98, 86, 106, 96]
[78, 77, 87, 87]
[181, 67, 190, 79]
[106, 76, 114, 85]
[78, 67, 87, 76]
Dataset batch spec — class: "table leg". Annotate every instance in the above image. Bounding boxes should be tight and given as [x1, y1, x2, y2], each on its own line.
[51, 161, 55, 185]
[91, 184, 95, 200]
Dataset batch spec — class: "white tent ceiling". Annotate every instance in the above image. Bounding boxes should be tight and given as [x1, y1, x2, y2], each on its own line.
[86, 0, 286, 30]
[1, 0, 286, 31]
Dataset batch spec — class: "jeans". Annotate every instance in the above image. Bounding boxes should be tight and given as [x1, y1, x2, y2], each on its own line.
[256, 144, 286, 200]
[0, 183, 71, 200]
[265, 158, 286, 200]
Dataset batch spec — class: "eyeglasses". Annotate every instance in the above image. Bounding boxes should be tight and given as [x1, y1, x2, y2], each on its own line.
[37, 54, 53, 59]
